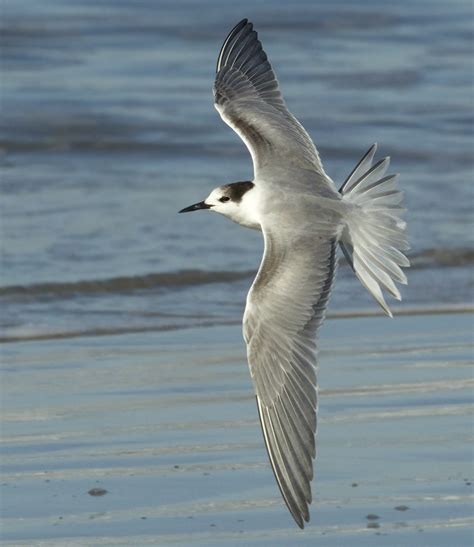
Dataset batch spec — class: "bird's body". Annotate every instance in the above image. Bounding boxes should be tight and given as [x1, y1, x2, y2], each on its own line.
[215, 180, 346, 233]
[179, 19, 409, 528]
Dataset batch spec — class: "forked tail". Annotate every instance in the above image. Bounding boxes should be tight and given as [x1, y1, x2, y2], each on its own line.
[339, 144, 409, 317]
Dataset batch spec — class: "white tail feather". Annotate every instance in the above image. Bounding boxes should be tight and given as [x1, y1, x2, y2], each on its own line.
[340, 144, 409, 317]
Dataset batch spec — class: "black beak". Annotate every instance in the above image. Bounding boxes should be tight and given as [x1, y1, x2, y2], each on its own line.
[178, 201, 211, 213]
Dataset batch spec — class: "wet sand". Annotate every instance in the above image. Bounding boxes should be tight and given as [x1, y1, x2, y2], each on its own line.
[1, 311, 473, 546]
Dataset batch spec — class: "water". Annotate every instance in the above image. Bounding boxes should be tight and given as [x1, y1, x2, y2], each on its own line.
[1, 0, 473, 340]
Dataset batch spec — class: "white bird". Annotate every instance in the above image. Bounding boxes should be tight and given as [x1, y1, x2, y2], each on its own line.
[179, 19, 409, 528]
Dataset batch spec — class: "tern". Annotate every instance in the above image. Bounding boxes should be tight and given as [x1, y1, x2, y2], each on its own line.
[179, 19, 409, 528]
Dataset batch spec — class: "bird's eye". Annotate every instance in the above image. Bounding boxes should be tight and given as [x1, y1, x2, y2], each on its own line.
[219, 196, 230, 203]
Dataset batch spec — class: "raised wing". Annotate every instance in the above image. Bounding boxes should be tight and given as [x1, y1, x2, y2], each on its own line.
[243, 225, 338, 527]
[214, 19, 329, 181]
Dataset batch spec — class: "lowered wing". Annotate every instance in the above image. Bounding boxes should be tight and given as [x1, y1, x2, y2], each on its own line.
[243, 224, 338, 527]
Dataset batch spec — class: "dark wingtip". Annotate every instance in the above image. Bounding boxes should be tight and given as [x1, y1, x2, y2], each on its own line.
[254, 397, 310, 531]
[216, 18, 252, 73]
[294, 508, 310, 529]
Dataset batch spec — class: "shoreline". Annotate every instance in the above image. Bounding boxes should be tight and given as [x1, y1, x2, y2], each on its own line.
[1, 303, 472, 344]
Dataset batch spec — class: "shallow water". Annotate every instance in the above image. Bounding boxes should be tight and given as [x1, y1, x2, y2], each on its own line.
[1, 0, 473, 339]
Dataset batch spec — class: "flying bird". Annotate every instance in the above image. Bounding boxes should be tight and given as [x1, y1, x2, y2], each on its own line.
[179, 18, 409, 528]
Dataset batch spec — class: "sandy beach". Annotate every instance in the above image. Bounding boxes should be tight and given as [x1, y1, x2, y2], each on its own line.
[2, 309, 472, 546]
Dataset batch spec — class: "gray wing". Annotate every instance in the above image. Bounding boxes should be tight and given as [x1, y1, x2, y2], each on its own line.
[214, 19, 333, 188]
[243, 225, 338, 528]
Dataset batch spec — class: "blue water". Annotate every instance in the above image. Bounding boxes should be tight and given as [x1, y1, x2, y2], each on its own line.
[1, 0, 473, 340]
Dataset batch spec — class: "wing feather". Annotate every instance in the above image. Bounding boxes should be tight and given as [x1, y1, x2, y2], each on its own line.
[257, 400, 307, 527]
[214, 19, 332, 185]
[244, 228, 338, 527]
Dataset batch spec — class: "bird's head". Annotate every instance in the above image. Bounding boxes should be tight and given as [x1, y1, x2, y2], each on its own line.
[179, 181, 255, 224]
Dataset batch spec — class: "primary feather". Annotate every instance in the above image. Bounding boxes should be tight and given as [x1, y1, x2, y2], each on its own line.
[214, 18, 332, 189]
